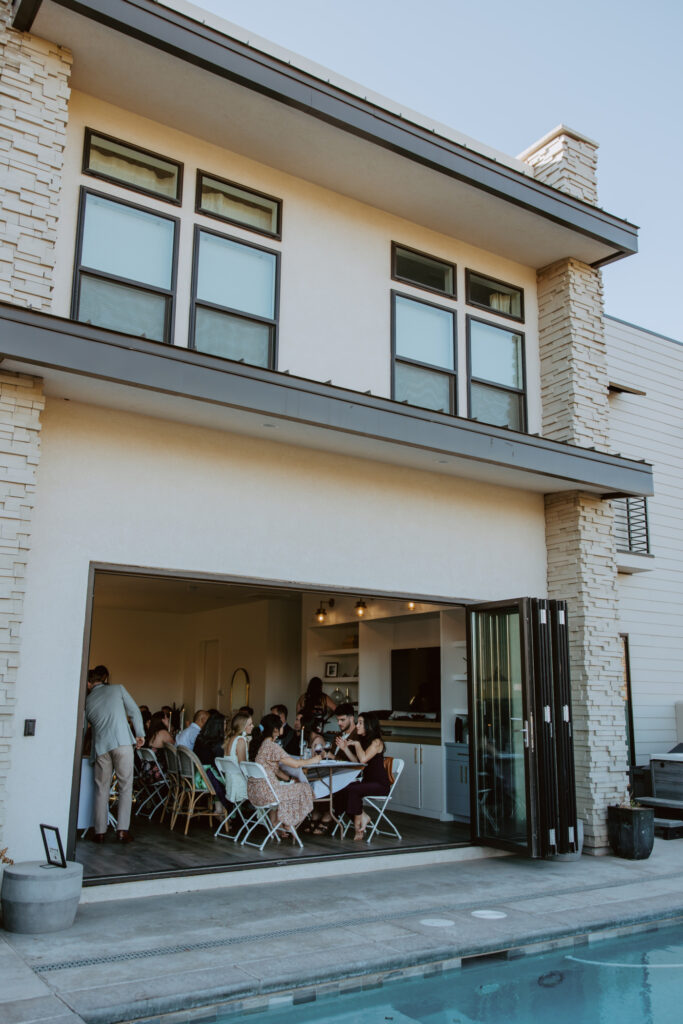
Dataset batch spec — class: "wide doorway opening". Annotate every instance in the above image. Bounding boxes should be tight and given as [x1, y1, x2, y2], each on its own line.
[74, 568, 472, 884]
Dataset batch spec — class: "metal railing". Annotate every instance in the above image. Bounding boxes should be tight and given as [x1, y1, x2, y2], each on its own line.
[614, 497, 650, 554]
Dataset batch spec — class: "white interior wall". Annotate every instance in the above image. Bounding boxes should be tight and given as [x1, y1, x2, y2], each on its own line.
[7, 398, 547, 859]
[51, 91, 541, 433]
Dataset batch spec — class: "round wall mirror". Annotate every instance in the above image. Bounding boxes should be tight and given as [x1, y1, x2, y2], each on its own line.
[230, 667, 250, 710]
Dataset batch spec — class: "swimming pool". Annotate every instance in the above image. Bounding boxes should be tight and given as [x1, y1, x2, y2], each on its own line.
[221, 923, 683, 1024]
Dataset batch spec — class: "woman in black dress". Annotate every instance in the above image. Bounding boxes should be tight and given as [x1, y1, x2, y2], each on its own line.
[333, 711, 389, 840]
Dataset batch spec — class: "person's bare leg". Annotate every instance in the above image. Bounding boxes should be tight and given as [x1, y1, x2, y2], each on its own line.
[353, 812, 370, 840]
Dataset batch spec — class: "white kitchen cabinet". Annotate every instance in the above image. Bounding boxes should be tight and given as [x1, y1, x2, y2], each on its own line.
[384, 740, 444, 819]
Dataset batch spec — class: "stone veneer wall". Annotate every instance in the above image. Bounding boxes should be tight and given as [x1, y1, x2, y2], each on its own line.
[525, 127, 629, 852]
[0, 3, 67, 845]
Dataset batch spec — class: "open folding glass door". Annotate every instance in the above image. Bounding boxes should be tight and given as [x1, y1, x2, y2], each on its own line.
[467, 598, 578, 858]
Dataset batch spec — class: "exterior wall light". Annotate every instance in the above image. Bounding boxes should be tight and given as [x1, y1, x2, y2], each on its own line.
[355, 599, 367, 618]
[314, 598, 335, 622]
[407, 600, 416, 610]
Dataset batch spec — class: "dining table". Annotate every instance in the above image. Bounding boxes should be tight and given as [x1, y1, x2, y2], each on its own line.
[303, 758, 364, 824]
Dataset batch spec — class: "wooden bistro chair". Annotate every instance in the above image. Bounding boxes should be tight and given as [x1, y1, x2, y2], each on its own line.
[239, 761, 303, 850]
[174, 745, 220, 835]
[135, 747, 169, 819]
[213, 755, 251, 841]
[161, 742, 183, 825]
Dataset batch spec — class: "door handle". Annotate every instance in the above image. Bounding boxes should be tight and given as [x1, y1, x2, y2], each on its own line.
[510, 717, 530, 748]
[414, 747, 417, 764]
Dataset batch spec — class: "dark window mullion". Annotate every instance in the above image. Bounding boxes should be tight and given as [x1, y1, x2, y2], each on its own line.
[395, 355, 457, 377]
[470, 375, 525, 396]
[194, 297, 276, 328]
[79, 265, 175, 298]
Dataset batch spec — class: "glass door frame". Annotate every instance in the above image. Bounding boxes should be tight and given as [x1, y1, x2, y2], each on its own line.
[466, 597, 541, 857]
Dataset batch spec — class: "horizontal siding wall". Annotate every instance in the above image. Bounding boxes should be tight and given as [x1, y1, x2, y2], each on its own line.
[606, 317, 683, 762]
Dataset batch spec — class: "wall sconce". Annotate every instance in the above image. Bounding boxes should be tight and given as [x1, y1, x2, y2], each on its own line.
[407, 600, 416, 610]
[314, 598, 335, 623]
[354, 599, 367, 618]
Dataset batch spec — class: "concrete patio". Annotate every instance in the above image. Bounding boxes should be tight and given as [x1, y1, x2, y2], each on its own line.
[2, 839, 683, 1024]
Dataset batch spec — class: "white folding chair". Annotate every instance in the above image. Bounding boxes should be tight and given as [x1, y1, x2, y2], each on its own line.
[239, 762, 303, 850]
[213, 756, 251, 841]
[364, 757, 404, 843]
[135, 748, 169, 819]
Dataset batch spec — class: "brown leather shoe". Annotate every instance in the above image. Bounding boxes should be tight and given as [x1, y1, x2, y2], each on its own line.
[116, 830, 133, 843]
[93, 833, 106, 844]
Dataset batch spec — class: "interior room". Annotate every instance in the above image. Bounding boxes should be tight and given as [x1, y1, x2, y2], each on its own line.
[75, 570, 472, 883]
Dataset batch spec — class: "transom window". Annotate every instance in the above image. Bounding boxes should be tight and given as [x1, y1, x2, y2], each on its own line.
[197, 171, 281, 238]
[72, 189, 178, 343]
[83, 129, 182, 204]
[467, 316, 526, 431]
[392, 243, 456, 298]
[392, 292, 456, 414]
[191, 227, 279, 368]
[466, 270, 524, 322]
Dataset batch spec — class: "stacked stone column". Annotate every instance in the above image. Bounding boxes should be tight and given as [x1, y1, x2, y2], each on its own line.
[523, 126, 629, 852]
[0, 2, 69, 845]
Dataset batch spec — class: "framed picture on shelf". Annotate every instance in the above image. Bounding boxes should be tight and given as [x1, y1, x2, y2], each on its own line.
[39, 824, 67, 868]
[324, 661, 339, 679]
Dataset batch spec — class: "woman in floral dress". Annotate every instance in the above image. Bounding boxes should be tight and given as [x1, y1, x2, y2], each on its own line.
[249, 714, 323, 836]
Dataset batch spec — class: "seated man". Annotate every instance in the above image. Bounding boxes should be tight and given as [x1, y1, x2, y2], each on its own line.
[283, 711, 303, 756]
[330, 703, 359, 761]
[271, 704, 296, 753]
[175, 709, 208, 751]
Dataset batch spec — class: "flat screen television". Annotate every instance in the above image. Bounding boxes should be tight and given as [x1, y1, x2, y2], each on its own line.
[391, 646, 441, 715]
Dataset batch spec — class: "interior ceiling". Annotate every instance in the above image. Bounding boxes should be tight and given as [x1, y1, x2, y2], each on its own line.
[93, 572, 304, 614]
[32, 3, 621, 268]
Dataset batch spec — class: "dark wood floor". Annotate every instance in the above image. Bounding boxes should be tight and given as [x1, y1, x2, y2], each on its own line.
[76, 811, 471, 884]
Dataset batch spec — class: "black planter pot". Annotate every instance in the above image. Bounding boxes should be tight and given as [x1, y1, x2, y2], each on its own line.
[607, 805, 655, 860]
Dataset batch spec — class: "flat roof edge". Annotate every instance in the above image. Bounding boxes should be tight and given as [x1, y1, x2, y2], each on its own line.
[0, 305, 654, 497]
[15, 0, 638, 259]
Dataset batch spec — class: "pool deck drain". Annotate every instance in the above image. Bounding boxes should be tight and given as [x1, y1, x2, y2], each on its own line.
[1, 838, 683, 1024]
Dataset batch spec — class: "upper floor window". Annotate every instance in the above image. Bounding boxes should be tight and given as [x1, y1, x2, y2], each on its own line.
[197, 171, 282, 238]
[72, 189, 178, 343]
[467, 316, 526, 431]
[392, 243, 456, 298]
[392, 292, 456, 414]
[83, 129, 182, 204]
[190, 227, 279, 368]
[466, 270, 524, 322]
[614, 497, 650, 554]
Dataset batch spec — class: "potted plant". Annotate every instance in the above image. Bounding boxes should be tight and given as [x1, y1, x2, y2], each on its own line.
[607, 798, 655, 860]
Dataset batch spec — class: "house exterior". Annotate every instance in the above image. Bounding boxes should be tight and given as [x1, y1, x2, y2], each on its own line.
[0, 0, 658, 872]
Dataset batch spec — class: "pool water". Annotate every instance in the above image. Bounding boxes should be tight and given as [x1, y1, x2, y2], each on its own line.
[223, 923, 683, 1024]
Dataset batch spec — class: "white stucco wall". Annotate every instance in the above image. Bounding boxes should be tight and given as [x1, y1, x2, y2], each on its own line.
[5, 398, 547, 859]
[607, 317, 683, 762]
[50, 91, 541, 432]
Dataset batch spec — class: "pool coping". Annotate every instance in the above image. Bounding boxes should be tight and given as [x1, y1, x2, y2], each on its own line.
[124, 910, 683, 1024]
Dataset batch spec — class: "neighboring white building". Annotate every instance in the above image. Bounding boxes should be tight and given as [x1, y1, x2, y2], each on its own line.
[0, 0, 664, 880]
[605, 317, 683, 765]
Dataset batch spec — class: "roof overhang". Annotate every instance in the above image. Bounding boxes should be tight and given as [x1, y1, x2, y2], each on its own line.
[13, 0, 638, 269]
[0, 304, 653, 498]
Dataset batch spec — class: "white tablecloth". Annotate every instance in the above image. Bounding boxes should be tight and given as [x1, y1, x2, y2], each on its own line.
[305, 760, 362, 799]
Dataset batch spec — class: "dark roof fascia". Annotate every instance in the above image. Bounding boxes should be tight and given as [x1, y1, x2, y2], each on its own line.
[0, 304, 653, 497]
[13, 0, 638, 261]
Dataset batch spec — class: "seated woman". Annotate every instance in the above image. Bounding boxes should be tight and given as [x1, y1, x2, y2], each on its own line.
[248, 713, 323, 839]
[140, 710, 174, 784]
[220, 712, 254, 805]
[333, 711, 390, 840]
[193, 711, 230, 812]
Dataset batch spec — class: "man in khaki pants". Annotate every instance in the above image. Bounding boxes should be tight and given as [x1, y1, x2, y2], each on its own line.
[85, 666, 145, 843]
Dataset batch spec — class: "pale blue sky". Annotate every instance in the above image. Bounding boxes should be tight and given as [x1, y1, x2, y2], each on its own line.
[199, 0, 681, 340]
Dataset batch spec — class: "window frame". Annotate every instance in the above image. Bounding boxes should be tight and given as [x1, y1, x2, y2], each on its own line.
[82, 127, 183, 206]
[195, 169, 283, 240]
[465, 268, 525, 324]
[70, 186, 180, 344]
[391, 242, 457, 299]
[189, 223, 281, 370]
[391, 289, 458, 416]
[466, 314, 527, 432]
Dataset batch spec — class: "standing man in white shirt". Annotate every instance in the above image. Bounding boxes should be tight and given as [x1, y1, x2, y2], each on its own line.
[175, 709, 209, 750]
[85, 665, 145, 844]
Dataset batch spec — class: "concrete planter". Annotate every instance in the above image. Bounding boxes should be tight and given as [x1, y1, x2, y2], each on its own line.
[1, 860, 83, 933]
[607, 805, 655, 860]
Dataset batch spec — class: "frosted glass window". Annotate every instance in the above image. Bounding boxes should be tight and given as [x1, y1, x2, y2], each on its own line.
[85, 132, 181, 202]
[395, 362, 451, 414]
[470, 383, 524, 431]
[78, 274, 168, 341]
[470, 319, 523, 389]
[198, 174, 280, 235]
[195, 307, 271, 367]
[395, 295, 454, 369]
[81, 194, 175, 290]
[197, 232, 276, 319]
